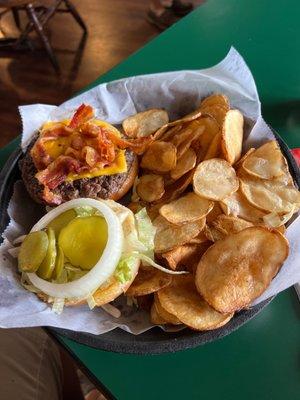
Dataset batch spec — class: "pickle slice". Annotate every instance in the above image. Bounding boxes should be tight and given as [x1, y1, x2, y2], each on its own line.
[18, 231, 48, 272]
[53, 245, 64, 280]
[37, 228, 57, 279]
[47, 209, 77, 237]
[58, 216, 108, 270]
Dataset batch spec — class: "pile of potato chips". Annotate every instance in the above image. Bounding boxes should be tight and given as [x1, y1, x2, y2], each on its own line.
[122, 94, 300, 331]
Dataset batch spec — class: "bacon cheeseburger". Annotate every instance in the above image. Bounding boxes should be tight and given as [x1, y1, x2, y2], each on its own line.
[20, 104, 149, 205]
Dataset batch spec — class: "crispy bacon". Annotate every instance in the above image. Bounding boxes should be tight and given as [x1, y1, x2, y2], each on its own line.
[42, 187, 63, 205]
[41, 124, 73, 139]
[36, 156, 81, 190]
[81, 146, 99, 167]
[69, 104, 94, 129]
[30, 141, 53, 170]
[106, 131, 153, 155]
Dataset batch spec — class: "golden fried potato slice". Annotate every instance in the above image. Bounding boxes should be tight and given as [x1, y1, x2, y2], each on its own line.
[201, 104, 227, 126]
[220, 189, 266, 223]
[150, 302, 167, 324]
[221, 109, 244, 165]
[176, 124, 205, 159]
[195, 226, 289, 313]
[206, 202, 224, 224]
[136, 174, 165, 202]
[161, 242, 209, 270]
[154, 216, 205, 253]
[157, 275, 233, 330]
[153, 110, 202, 140]
[141, 141, 177, 172]
[242, 140, 287, 179]
[159, 192, 213, 225]
[156, 168, 195, 204]
[203, 225, 225, 242]
[212, 215, 253, 235]
[240, 177, 300, 213]
[154, 294, 182, 324]
[200, 93, 230, 111]
[122, 109, 169, 138]
[191, 116, 220, 160]
[171, 148, 197, 180]
[193, 159, 239, 201]
[204, 131, 222, 160]
[234, 148, 255, 169]
[160, 124, 183, 142]
[126, 267, 172, 297]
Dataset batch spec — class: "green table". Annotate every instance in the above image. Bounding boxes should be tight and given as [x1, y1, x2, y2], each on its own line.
[1, 1, 300, 399]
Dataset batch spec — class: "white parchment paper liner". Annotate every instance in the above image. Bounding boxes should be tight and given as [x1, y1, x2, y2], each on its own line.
[0, 48, 299, 334]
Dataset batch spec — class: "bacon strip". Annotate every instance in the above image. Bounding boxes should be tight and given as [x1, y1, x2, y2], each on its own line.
[36, 156, 81, 190]
[69, 104, 94, 129]
[107, 131, 153, 155]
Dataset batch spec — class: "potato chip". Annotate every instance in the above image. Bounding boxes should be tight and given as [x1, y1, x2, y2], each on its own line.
[154, 217, 205, 253]
[150, 302, 167, 324]
[206, 202, 224, 224]
[212, 215, 253, 235]
[161, 242, 208, 270]
[189, 232, 210, 244]
[240, 177, 300, 213]
[154, 294, 182, 324]
[170, 148, 196, 180]
[220, 189, 266, 223]
[221, 109, 244, 165]
[141, 141, 177, 172]
[159, 192, 213, 225]
[153, 110, 202, 140]
[193, 159, 239, 201]
[126, 267, 172, 297]
[234, 148, 255, 169]
[160, 124, 183, 142]
[242, 140, 287, 179]
[200, 93, 230, 111]
[175, 122, 205, 159]
[195, 227, 289, 313]
[136, 174, 165, 202]
[156, 168, 194, 204]
[157, 275, 233, 330]
[190, 116, 220, 160]
[122, 109, 169, 138]
[203, 225, 225, 242]
[204, 131, 222, 160]
[201, 104, 227, 126]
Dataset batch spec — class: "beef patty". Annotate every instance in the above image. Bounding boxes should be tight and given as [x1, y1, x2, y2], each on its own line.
[20, 139, 136, 205]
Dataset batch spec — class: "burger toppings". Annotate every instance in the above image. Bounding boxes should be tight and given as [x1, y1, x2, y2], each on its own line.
[30, 104, 152, 204]
[17, 199, 184, 314]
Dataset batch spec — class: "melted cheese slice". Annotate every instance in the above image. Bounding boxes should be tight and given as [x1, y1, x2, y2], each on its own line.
[40, 120, 127, 181]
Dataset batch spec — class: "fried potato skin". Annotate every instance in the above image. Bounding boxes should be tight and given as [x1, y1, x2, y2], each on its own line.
[195, 227, 289, 313]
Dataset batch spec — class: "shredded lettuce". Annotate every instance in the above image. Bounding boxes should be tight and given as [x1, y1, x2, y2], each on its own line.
[52, 298, 65, 314]
[64, 263, 88, 281]
[135, 208, 156, 258]
[114, 255, 136, 283]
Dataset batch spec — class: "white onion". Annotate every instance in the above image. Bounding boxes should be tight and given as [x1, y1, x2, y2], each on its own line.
[27, 198, 123, 299]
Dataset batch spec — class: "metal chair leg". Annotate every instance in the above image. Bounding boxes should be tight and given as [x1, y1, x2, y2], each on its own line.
[25, 3, 60, 72]
[63, 0, 87, 33]
[12, 7, 21, 30]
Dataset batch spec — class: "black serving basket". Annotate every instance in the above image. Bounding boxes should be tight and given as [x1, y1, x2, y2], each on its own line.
[0, 130, 299, 354]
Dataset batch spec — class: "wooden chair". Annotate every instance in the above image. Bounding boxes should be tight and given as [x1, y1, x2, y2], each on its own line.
[0, 0, 87, 71]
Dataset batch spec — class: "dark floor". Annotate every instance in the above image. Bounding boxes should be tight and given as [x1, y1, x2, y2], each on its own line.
[0, 0, 201, 148]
